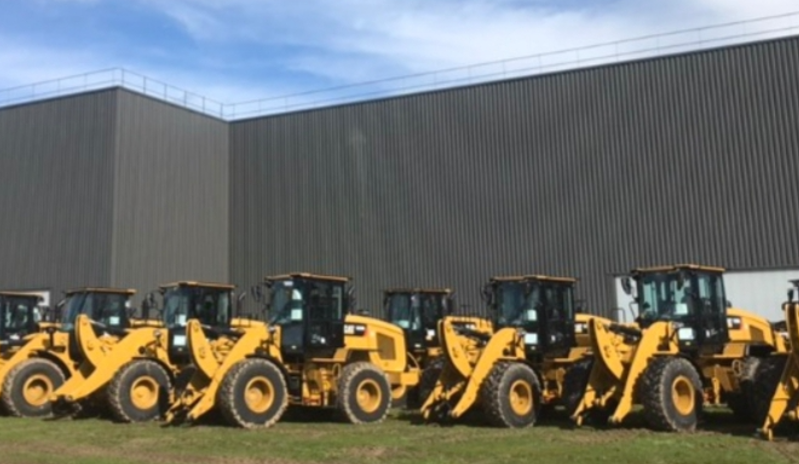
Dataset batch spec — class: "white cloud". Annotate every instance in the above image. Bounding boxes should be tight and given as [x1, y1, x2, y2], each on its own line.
[1, 0, 798, 112]
[137, 0, 799, 86]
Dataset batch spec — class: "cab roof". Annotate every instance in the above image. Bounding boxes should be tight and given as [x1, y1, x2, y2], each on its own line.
[383, 288, 453, 295]
[265, 272, 351, 283]
[630, 264, 726, 275]
[0, 292, 44, 300]
[158, 281, 236, 290]
[64, 287, 136, 295]
[490, 274, 577, 284]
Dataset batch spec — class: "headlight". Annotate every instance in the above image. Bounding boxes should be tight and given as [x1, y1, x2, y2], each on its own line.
[426, 329, 435, 339]
[173, 335, 187, 346]
[727, 317, 742, 330]
[677, 327, 695, 341]
[524, 333, 538, 345]
[574, 323, 587, 334]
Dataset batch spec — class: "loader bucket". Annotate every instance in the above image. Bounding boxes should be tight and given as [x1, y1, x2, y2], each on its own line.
[570, 319, 678, 426]
[49, 314, 165, 412]
[164, 319, 267, 424]
[420, 317, 524, 422]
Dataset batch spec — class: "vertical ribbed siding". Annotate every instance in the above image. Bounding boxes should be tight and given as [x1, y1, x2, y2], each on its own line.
[230, 36, 799, 317]
[112, 90, 229, 304]
[0, 90, 117, 298]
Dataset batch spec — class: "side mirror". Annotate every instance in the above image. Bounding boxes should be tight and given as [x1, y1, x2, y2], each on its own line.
[250, 285, 263, 303]
[726, 300, 733, 308]
[480, 283, 493, 303]
[235, 291, 246, 316]
[628, 301, 639, 321]
[446, 297, 456, 315]
[50, 299, 65, 322]
[789, 289, 795, 303]
[142, 292, 158, 319]
[621, 277, 632, 295]
[35, 305, 49, 324]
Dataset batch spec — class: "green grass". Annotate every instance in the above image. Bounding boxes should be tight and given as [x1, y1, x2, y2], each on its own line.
[1, 408, 798, 464]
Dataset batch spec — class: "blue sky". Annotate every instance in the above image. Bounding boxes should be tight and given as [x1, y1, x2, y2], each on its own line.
[0, 0, 797, 104]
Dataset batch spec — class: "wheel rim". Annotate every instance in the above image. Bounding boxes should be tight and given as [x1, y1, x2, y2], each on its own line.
[23, 374, 54, 407]
[130, 376, 160, 410]
[671, 375, 695, 416]
[356, 379, 382, 413]
[509, 379, 534, 416]
[244, 376, 274, 414]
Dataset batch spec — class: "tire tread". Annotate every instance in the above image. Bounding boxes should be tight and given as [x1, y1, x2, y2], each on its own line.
[107, 359, 172, 423]
[335, 361, 391, 425]
[1, 358, 65, 418]
[218, 358, 288, 429]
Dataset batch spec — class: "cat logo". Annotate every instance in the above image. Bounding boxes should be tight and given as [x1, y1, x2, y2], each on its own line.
[343, 323, 367, 336]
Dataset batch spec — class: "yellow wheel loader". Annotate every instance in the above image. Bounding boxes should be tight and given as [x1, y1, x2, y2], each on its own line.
[382, 287, 491, 407]
[0, 288, 136, 418]
[165, 272, 420, 428]
[569, 264, 786, 432]
[420, 274, 609, 428]
[753, 280, 799, 440]
[50, 281, 246, 422]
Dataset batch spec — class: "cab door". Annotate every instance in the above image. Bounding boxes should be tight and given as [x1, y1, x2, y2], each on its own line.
[540, 283, 576, 355]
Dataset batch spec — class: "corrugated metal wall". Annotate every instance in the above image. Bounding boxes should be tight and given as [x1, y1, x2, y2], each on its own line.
[229, 37, 799, 317]
[0, 90, 117, 299]
[112, 90, 229, 304]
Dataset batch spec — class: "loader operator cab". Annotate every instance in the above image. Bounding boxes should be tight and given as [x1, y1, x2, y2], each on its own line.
[621, 264, 728, 350]
[0, 292, 43, 346]
[484, 275, 577, 358]
[158, 281, 235, 360]
[264, 273, 350, 361]
[58, 288, 135, 335]
[383, 288, 454, 352]
[58, 288, 136, 361]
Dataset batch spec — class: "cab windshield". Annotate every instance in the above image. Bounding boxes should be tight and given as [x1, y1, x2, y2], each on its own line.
[268, 279, 345, 326]
[162, 287, 231, 328]
[1, 297, 40, 336]
[60, 292, 129, 332]
[385, 293, 444, 331]
[636, 273, 693, 325]
[494, 282, 540, 328]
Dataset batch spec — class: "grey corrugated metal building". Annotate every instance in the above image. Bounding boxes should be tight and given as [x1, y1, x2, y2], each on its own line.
[1, 36, 798, 318]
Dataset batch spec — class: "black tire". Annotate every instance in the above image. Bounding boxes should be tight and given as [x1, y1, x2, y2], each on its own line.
[107, 359, 172, 423]
[727, 356, 761, 422]
[1, 358, 65, 418]
[417, 357, 445, 408]
[562, 357, 593, 416]
[336, 362, 392, 424]
[480, 362, 541, 428]
[750, 355, 788, 424]
[639, 357, 703, 432]
[217, 358, 288, 429]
